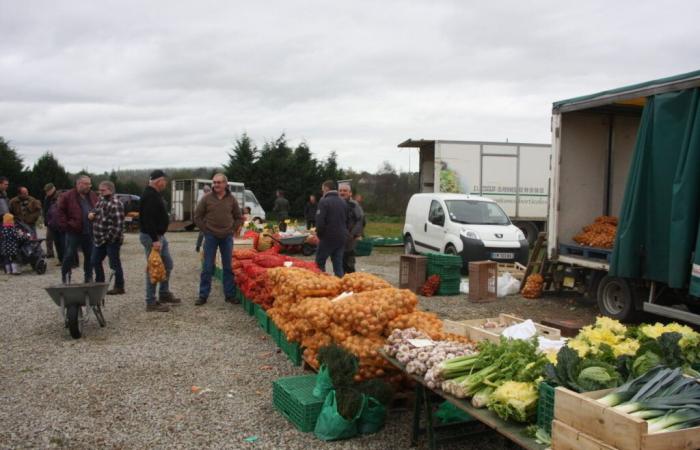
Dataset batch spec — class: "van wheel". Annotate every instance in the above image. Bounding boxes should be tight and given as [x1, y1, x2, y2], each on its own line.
[444, 244, 458, 255]
[253, 217, 263, 224]
[597, 276, 638, 321]
[404, 235, 416, 255]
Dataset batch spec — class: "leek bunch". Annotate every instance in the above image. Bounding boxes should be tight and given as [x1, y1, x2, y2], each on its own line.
[598, 367, 700, 433]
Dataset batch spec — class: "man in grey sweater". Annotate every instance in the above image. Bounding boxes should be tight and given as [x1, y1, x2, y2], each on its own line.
[194, 173, 242, 306]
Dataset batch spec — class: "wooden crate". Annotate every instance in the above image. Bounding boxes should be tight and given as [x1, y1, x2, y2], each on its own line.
[553, 386, 700, 450]
[497, 262, 526, 281]
[468, 260, 497, 302]
[399, 255, 427, 294]
[442, 313, 561, 342]
[552, 420, 617, 450]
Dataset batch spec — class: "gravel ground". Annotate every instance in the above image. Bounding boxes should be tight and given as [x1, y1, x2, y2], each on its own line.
[0, 231, 595, 449]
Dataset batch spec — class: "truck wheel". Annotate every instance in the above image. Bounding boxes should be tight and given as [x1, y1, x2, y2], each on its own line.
[686, 303, 700, 315]
[404, 235, 416, 255]
[517, 222, 539, 247]
[597, 276, 637, 321]
[67, 304, 83, 339]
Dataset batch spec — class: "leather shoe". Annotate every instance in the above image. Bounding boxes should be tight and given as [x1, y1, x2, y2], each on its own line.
[195, 297, 207, 306]
[159, 292, 181, 304]
[225, 296, 241, 304]
[107, 288, 125, 295]
[146, 303, 170, 312]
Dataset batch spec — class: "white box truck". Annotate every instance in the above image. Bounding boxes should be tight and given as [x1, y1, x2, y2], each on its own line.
[171, 178, 245, 229]
[549, 70, 700, 324]
[398, 139, 551, 245]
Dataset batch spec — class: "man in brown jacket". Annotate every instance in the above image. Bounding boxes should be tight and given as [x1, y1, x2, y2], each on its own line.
[194, 173, 242, 305]
[9, 186, 41, 236]
[57, 176, 98, 283]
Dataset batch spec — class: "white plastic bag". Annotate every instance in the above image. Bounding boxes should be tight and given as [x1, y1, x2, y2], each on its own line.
[496, 273, 521, 297]
[460, 280, 469, 294]
[501, 319, 537, 340]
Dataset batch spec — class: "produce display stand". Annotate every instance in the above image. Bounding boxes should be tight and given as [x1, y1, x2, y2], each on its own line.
[380, 350, 546, 450]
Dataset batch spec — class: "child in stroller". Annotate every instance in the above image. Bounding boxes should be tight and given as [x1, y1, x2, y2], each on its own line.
[1, 213, 47, 274]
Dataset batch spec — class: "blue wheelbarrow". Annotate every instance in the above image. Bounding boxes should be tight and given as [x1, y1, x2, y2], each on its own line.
[45, 282, 110, 339]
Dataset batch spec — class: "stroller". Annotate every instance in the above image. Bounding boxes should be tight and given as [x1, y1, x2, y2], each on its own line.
[13, 220, 47, 274]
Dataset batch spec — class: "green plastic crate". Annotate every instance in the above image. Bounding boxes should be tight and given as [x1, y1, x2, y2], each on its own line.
[428, 264, 462, 281]
[244, 296, 255, 316]
[355, 240, 373, 257]
[437, 279, 461, 296]
[427, 252, 463, 267]
[536, 382, 555, 434]
[269, 319, 281, 345]
[254, 304, 270, 333]
[279, 331, 302, 366]
[273, 375, 324, 432]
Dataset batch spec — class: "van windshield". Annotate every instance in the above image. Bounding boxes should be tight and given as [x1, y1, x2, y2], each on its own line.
[245, 192, 257, 205]
[444, 200, 510, 225]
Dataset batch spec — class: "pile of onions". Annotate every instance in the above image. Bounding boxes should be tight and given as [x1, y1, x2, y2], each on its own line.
[340, 272, 392, 293]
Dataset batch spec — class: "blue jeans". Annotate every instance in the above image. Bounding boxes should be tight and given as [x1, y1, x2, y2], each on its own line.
[139, 233, 173, 305]
[61, 232, 93, 283]
[315, 240, 345, 277]
[92, 241, 124, 289]
[199, 233, 236, 300]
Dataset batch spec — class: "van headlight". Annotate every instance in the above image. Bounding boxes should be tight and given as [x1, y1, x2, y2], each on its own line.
[516, 230, 526, 241]
[460, 229, 480, 240]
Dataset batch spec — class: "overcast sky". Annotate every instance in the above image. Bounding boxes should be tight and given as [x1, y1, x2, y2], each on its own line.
[1, 1, 698, 174]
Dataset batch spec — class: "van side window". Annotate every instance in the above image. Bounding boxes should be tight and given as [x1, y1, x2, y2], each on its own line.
[429, 200, 445, 226]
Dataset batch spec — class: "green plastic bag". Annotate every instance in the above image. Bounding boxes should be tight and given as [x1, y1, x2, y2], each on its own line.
[358, 396, 386, 435]
[313, 390, 363, 441]
[435, 401, 473, 424]
[312, 365, 333, 399]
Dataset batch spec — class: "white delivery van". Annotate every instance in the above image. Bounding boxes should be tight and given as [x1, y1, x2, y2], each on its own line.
[244, 189, 266, 223]
[398, 139, 551, 245]
[403, 193, 529, 270]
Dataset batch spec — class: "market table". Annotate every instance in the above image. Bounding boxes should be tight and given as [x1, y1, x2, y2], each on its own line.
[380, 350, 546, 450]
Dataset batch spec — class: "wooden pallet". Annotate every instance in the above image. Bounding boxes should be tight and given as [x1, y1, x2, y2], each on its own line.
[559, 243, 612, 262]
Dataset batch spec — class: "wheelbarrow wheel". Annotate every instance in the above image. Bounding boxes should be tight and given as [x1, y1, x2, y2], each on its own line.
[302, 243, 316, 256]
[92, 305, 106, 327]
[67, 304, 83, 339]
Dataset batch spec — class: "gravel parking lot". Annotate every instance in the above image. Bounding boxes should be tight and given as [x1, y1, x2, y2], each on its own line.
[0, 231, 596, 449]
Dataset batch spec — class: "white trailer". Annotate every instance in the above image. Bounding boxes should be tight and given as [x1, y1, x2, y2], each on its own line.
[398, 139, 551, 244]
[171, 178, 245, 229]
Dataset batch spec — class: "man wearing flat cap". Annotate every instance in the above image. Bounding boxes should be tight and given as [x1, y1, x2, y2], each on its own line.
[139, 170, 180, 312]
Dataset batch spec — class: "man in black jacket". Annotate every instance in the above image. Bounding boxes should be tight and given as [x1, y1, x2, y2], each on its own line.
[139, 170, 180, 312]
[304, 194, 318, 229]
[314, 180, 348, 277]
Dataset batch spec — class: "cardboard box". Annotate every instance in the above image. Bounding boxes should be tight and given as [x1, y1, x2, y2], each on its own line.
[468, 260, 497, 302]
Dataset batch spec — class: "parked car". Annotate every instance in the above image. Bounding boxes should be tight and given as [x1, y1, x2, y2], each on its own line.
[403, 193, 528, 270]
[115, 194, 140, 214]
[244, 189, 266, 223]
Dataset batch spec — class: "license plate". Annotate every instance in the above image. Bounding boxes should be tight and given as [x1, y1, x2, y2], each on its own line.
[491, 252, 514, 259]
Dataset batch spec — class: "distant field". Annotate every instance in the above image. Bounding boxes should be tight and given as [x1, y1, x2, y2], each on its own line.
[365, 219, 403, 237]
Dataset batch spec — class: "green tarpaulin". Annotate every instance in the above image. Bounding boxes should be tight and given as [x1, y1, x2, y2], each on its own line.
[610, 88, 700, 297]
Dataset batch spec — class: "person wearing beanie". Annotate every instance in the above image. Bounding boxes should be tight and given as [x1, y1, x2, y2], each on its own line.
[1, 213, 29, 274]
[139, 170, 180, 312]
